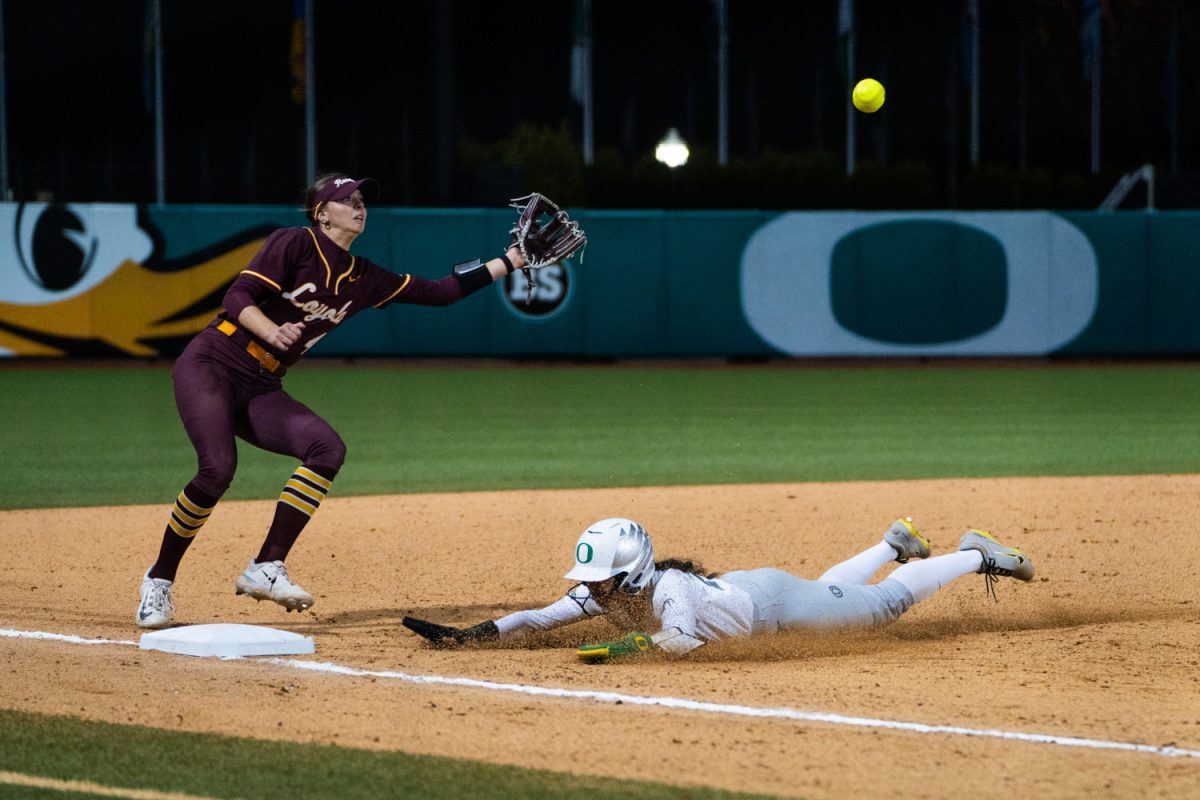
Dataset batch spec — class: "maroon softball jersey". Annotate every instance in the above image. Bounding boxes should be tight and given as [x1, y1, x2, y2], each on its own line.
[169, 224, 469, 500]
[213, 226, 463, 367]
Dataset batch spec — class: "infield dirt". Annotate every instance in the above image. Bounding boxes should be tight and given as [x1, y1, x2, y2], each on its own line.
[1, 475, 1197, 798]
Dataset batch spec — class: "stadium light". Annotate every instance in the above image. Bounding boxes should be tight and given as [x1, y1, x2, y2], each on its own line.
[655, 128, 689, 168]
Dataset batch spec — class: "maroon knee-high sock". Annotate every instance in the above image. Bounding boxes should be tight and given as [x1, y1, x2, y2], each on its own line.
[150, 482, 219, 581]
[255, 465, 336, 564]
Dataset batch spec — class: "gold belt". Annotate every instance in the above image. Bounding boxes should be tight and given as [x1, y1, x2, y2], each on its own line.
[217, 320, 282, 374]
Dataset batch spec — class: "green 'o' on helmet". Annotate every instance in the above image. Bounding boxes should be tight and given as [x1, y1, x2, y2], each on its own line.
[564, 518, 656, 594]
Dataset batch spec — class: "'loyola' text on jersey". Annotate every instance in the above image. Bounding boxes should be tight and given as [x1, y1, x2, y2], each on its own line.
[283, 282, 353, 324]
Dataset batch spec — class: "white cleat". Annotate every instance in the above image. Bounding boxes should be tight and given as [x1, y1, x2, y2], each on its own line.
[884, 517, 932, 563]
[959, 529, 1035, 601]
[958, 529, 1034, 581]
[235, 560, 315, 612]
[137, 569, 175, 629]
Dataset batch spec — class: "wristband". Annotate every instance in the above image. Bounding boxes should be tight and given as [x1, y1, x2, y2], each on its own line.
[498, 253, 515, 274]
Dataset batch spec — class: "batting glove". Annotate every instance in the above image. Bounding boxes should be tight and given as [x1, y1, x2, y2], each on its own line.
[576, 631, 656, 661]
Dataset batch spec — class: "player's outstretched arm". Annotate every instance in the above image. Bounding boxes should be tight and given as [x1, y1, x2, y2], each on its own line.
[404, 590, 597, 648]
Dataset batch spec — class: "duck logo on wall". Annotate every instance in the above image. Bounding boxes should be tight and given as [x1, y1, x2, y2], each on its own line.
[0, 203, 272, 358]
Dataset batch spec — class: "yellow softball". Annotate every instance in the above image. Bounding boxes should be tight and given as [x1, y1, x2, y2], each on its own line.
[852, 78, 886, 113]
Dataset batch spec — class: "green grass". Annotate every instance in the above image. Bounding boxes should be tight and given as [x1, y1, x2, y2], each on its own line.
[0, 709, 774, 799]
[2, 362, 1199, 510]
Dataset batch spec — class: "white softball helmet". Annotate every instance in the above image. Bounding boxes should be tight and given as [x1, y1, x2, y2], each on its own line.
[564, 517, 656, 594]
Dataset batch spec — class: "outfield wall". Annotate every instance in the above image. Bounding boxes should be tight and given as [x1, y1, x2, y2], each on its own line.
[1, 203, 1196, 358]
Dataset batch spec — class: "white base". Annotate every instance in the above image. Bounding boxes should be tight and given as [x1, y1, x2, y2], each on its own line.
[139, 623, 315, 659]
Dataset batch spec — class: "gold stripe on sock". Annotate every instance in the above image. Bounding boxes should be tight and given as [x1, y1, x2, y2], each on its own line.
[176, 491, 214, 518]
[279, 493, 318, 517]
[172, 502, 208, 527]
[285, 478, 325, 503]
[168, 489, 213, 538]
[168, 515, 201, 538]
[295, 466, 333, 490]
[175, 491, 213, 515]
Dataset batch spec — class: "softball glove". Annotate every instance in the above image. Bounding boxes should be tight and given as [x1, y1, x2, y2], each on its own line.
[508, 193, 586, 268]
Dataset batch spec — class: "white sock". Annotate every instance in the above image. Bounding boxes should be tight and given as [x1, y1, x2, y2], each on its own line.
[889, 550, 983, 603]
[819, 540, 898, 585]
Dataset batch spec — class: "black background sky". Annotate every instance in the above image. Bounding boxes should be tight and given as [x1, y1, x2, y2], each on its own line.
[3, 0, 1196, 207]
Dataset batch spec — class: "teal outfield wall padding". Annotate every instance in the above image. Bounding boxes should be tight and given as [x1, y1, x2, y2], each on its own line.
[305, 209, 773, 358]
[1057, 212, 1200, 354]
[1, 203, 1197, 359]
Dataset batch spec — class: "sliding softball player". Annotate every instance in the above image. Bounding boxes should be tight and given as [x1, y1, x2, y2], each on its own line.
[402, 516, 1035, 659]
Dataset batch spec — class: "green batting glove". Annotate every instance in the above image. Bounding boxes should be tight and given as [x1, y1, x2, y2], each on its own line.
[576, 631, 655, 661]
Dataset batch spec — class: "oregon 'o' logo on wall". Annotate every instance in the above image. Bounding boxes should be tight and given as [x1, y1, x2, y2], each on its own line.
[739, 211, 1100, 356]
[500, 262, 573, 320]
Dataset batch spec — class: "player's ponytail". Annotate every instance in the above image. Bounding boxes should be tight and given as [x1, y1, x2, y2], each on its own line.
[655, 558, 719, 579]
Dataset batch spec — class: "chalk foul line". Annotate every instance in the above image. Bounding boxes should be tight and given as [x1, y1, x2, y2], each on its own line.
[0, 628, 136, 646]
[3, 627, 1196, 760]
[0, 769, 227, 800]
[272, 657, 1200, 760]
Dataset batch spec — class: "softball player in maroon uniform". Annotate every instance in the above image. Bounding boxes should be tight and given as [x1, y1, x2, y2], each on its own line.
[137, 174, 525, 628]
